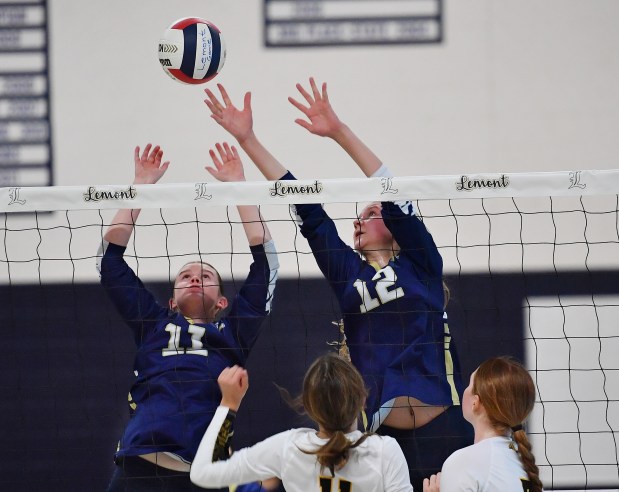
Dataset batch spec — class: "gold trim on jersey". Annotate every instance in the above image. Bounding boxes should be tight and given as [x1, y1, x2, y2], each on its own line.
[444, 319, 460, 405]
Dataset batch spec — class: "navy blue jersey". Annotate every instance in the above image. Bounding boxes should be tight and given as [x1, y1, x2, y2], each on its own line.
[283, 172, 462, 429]
[98, 240, 278, 462]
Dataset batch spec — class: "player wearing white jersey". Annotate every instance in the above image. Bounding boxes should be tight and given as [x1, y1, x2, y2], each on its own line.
[191, 353, 413, 492]
[423, 357, 543, 492]
[438, 436, 532, 492]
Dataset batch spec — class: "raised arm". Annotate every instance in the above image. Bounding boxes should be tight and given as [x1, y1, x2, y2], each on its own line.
[206, 142, 272, 246]
[217, 365, 249, 412]
[103, 144, 170, 246]
[191, 367, 287, 488]
[289, 77, 383, 177]
[205, 84, 287, 180]
[190, 366, 247, 484]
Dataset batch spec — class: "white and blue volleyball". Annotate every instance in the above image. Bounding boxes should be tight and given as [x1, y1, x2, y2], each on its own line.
[158, 17, 226, 84]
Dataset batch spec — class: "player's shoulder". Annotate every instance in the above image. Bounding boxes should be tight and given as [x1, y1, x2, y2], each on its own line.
[444, 436, 508, 471]
[282, 427, 317, 445]
[372, 433, 408, 455]
[346, 432, 399, 455]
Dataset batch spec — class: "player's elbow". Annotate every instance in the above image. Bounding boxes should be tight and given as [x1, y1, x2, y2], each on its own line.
[189, 465, 208, 487]
[190, 462, 226, 488]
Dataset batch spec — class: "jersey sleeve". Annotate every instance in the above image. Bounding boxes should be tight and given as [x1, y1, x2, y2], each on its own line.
[381, 437, 415, 492]
[381, 200, 443, 276]
[280, 171, 362, 298]
[226, 239, 279, 356]
[190, 405, 287, 487]
[97, 240, 166, 343]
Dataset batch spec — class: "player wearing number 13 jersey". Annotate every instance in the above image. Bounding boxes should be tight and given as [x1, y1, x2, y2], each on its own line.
[98, 142, 278, 492]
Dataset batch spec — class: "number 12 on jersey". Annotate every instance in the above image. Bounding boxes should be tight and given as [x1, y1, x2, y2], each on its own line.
[353, 265, 404, 313]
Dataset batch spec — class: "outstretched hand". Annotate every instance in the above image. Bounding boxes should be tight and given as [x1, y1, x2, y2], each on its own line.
[218, 365, 249, 412]
[288, 77, 343, 138]
[204, 84, 254, 144]
[206, 142, 246, 182]
[133, 144, 170, 185]
[423, 473, 440, 492]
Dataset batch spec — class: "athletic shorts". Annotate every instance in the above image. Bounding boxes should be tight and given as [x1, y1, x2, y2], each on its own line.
[377, 405, 474, 492]
[106, 455, 228, 492]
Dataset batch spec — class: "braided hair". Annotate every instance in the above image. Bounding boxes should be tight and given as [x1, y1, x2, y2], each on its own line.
[473, 356, 543, 492]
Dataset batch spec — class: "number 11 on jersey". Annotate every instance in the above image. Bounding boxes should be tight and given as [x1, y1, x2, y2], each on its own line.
[319, 476, 352, 492]
[162, 323, 208, 357]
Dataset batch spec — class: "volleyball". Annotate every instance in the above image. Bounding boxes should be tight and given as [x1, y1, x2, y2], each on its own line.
[158, 17, 226, 85]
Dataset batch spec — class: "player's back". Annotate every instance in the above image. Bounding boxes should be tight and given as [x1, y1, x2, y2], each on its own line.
[278, 429, 412, 492]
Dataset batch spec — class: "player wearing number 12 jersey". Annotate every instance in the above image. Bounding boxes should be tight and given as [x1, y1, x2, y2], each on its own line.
[203, 78, 474, 491]
[291, 192, 458, 426]
[99, 142, 278, 492]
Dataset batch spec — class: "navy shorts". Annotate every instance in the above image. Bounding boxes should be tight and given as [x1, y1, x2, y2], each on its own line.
[377, 405, 474, 492]
[106, 455, 228, 492]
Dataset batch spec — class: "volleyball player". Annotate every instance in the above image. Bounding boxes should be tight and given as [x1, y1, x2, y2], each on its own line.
[98, 142, 279, 491]
[203, 79, 473, 490]
[190, 353, 413, 492]
[423, 356, 543, 492]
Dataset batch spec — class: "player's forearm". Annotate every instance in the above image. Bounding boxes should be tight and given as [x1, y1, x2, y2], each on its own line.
[331, 123, 383, 177]
[237, 206, 272, 246]
[104, 208, 141, 247]
[190, 406, 235, 486]
[237, 132, 287, 181]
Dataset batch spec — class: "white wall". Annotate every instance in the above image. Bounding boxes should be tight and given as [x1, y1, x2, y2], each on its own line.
[48, 0, 619, 187]
[3, 0, 618, 285]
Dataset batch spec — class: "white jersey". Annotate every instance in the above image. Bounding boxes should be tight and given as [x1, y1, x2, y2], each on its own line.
[191, 406, 413, 492]
[439, 436, 534, 492]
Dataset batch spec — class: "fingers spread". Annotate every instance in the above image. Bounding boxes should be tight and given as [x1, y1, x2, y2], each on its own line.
[296, 82, 313, 105]
[209, 149, 223, 169]
[288, 96, 309, 115]
[309, 77, 320, 100]
[218, 83, 232, 106]
[141, 143, 152, 161]
[294, 118, 312, 132]
[243, 91, 252, 111]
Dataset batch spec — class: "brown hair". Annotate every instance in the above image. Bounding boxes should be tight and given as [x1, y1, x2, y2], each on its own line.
[473, 357, 543, 492]
[299, 353, 370, 476]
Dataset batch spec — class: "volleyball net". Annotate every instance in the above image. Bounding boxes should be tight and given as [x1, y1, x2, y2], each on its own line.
[1, 169, 619, 490]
